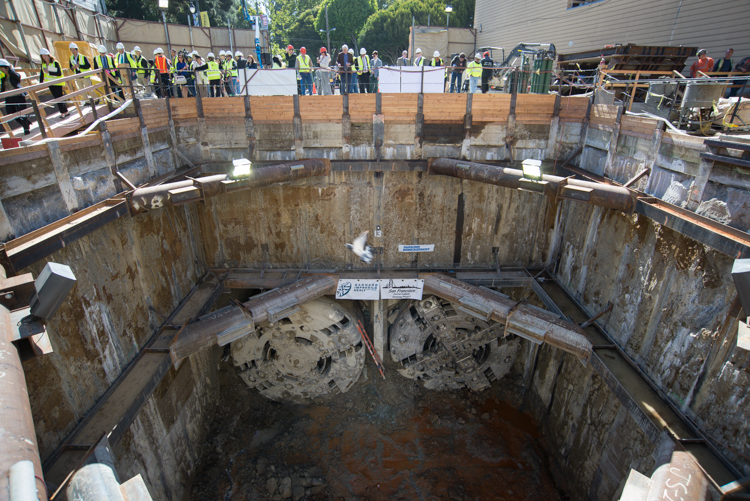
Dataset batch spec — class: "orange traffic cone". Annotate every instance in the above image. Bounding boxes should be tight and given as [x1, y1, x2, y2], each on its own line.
[313, 83, 316, 94]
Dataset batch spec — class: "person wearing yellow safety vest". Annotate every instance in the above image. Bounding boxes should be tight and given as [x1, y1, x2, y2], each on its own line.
[431, 50, 447, 92]
[224, 51, 237, 96]
[0, 58, 32, 135]
[39, 48, 70, 118]
[466, 53, 483, 94]
[412, 48, 425, 66]
[357, 47, 371, 94]
[115, 42, 136, 89]
[68, 42, 92, 93]
[93, 45, 125, 100]
[131, 47, 149, 91]
[193, 52, 223, 97]
[295, 47, 314, 95]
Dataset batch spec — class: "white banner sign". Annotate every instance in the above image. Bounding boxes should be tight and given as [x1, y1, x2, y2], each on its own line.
[335, 279, 380, 300]
[377, 66, 446, 93]
[380, 279, 424, 300]
[238, 68, 298, 96]
[398, 244, 435, 252]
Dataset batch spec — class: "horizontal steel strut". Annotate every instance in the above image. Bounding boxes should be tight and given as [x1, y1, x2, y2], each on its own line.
[423, 274, 592, 362]
[127, 159, 331, 214]
[428, 158, 636, 213]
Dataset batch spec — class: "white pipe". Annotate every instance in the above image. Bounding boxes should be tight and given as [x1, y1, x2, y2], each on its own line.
[9, 460, 38, 501]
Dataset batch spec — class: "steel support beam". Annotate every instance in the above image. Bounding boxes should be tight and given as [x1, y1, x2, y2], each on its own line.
[169, 275, 337, 365]
[127, 159, 330, 214]
[423, 274, 592, 362]
[428, 158, 636, 213]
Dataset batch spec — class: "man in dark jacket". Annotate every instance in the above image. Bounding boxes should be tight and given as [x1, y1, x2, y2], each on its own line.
[450, 52, 466, 93]
[285, 45, 301, 94]
[336, 44, 353, 95]
[480, 51, 494, 93]
[0, 59, 32, 135]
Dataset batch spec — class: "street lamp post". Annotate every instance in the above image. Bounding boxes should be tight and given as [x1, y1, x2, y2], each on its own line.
[445, 5, 452, 29]
[319, 4, 336, 53]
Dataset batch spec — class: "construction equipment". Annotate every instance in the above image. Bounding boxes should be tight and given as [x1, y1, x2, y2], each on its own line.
[487, 43, 556, 93]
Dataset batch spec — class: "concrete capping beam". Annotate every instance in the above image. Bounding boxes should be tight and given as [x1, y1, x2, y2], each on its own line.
[604, 105, 624, 172]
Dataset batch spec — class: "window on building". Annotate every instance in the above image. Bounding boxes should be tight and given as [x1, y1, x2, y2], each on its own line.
[568, 0, 598, 7]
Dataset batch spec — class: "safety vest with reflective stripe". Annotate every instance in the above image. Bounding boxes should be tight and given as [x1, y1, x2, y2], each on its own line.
[356, 55, 369, 75]
[69, 53, 86, 73]
[154, 55, 169, 74]
[206, 60, 221, 80]
[42, 61, 66, 86]
[413, 56, 425, 66]
[134, 55, 147, 76]
[227, 59, 238, 77]
[466, 60, 482, 77]
[116, 51, 135, 68]
[297, 54, 312, 73]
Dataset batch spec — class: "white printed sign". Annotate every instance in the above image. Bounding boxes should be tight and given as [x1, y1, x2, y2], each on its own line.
[335, 279, 380, 300]
[379, 279, 424, 300]
[398, 244, 435, 253]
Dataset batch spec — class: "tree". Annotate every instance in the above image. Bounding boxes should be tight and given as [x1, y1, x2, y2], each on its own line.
[105, 0, 234, 27]
[284, 5, 323, 48]
[314, 0, 376, 51]
[358, 0, 474, 64]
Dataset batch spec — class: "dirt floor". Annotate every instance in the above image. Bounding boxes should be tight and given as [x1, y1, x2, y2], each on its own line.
[188, 351, 570, 501]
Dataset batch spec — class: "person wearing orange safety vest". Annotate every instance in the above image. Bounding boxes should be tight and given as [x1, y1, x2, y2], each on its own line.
[295, 47, 314, 95]
[39, 48, 70, 117]
[152, 47, 172, 98]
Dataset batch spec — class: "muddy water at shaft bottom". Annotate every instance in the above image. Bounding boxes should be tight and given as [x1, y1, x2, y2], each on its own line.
[189, 360, 568, 501]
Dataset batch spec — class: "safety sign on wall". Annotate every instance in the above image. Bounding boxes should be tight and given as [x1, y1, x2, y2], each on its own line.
[398, 244, 434, 252]
[335, 279, 380, 300]
[335, 279, 424, 300]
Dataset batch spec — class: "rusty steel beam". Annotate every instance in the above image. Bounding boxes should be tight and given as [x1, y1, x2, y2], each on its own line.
[170, 275, 337, 365]
[0, 304, 48, 501]
[127, 159, 331, 214]
[423, 274, 592, 362]
[427, 158, 636, 213]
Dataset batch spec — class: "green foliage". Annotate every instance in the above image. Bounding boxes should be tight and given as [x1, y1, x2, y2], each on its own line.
[358, 0, 474, 64]
[284, 5, 323, 48]
[106, 0, 234, 27]
[314, 0, 376, 49]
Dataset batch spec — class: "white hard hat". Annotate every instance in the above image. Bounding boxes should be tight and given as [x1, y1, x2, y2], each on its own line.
[416, 48, 422, 53]
[348, 48, 354, 54]
[69, 42, 78, 50]
[133, 46, 141, 52]
[219, 50, 226, 56]
[0, 59, 10, 67]
[207, 52, 215, 58]
[360, 47, 366, 55]
[40, 48, 51, 56]
[475, 52, 482, 59]
[116, 42, 124, 50]
[192, 51, 200, 57]
[235, 51, 243, 57]
[156, 47, 164, 54]
[433, 50, 440, 57]
[98, 45, 107, 53]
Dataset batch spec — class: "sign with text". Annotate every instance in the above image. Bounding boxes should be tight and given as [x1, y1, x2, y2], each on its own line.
[335, 279, 380, 300]
[199, 11, 210, 27]
[380, 279, 424, 300]
[398, 244, 435, 253]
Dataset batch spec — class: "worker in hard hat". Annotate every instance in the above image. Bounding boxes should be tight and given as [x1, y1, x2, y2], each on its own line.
[357, 47, 370, 94]
[466, 53, 483, 94]
[224, 50, 237, 96]
[431, 50, 447, 92]
[193, 52, 223, 97]
[152, 47, 172, 98]
[114, 42, 137, 98]
[131, 47, 149, 93]
[0, 59, 32, 135]
[316, 47, 332, 95]
[480, 51, 494, 93]
[285, 45, 301, 95]
[68, 42, 92, 94]
[190, 52, 204, 96]
[413, 48, 425, 66]
[93, 44, 116, 99]
[39, 48, 71, 118]
[296, 47, 313, 95]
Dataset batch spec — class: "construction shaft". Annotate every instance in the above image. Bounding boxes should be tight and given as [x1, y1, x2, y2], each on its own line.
[428, 158, 636, 213]
[128, 159, 331, 214]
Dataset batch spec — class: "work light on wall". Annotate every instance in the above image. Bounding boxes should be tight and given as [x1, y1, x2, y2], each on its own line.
[158, 0, 168, 9]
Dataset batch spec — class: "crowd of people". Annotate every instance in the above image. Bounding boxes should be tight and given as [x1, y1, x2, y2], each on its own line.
[1, 43, 749, 136]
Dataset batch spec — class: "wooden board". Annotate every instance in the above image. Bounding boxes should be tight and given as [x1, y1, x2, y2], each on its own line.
[250, 96, 294, 122]
[300, 95, 343, 122]
[472, 94, 512, 123]
[349, 95, 377, 122]
[381, 93, 418, 124]
[423, 94, 467, 122]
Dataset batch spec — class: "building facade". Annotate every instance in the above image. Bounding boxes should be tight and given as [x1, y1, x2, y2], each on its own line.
[474, 0, 750, 69]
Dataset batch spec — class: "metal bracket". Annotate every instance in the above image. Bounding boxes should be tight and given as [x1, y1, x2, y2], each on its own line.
[267, 300, 300, 324]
